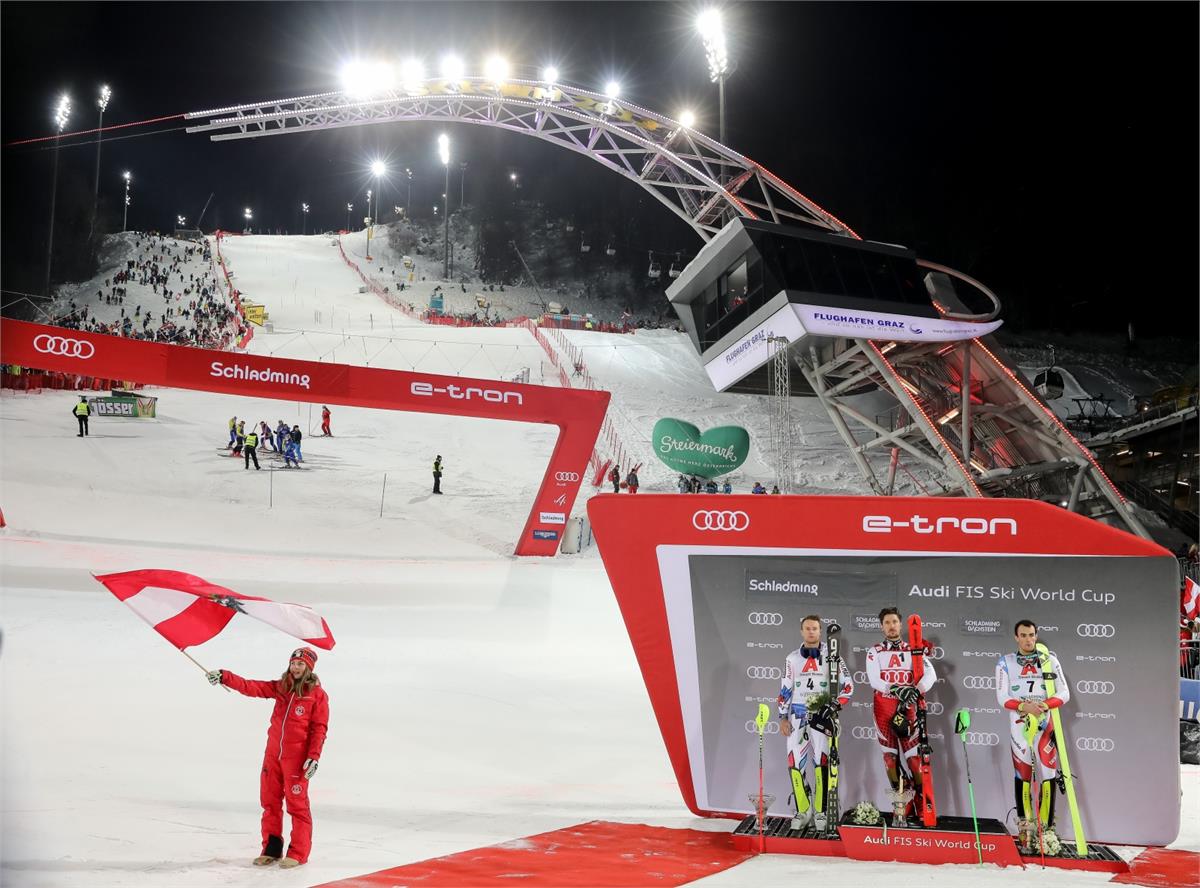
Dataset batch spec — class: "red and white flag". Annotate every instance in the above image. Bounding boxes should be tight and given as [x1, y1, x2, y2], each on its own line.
[1184, 576, 1200, 622]
[95, 569, 336, 651]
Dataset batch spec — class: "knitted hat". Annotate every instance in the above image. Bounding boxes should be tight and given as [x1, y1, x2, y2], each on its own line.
[290, 646, 318, 669]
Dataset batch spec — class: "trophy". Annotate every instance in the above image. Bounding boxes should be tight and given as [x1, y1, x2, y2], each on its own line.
[889, 777, 916, 828]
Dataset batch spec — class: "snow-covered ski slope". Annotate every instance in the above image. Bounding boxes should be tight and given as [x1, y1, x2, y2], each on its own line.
[2, 233, 1196, 888]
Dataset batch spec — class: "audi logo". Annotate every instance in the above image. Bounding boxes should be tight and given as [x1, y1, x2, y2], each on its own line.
[746, 666, 782, 681]
[850, 726, 877, 740]
[746, 720, 781, 734]
[853, 671, 868, 685]
[1075, 737, 1115, 752]
[929, 646, 945, 661]
[963, 732, 1001, 746]
[554, 472, 581, 482]
[1077, 624, 1116, 638]
[927, 701, 944, 716]
[33, 334, 94, 359]
[693, 510, 750, 531]
[748, 612, 783, 626]
[1075, 681, 1116, 695]
[961, 675, 998, 690]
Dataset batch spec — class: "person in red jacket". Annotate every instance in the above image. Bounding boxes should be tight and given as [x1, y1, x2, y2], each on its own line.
[207, 647, 329, 869]
[320, 405, 332, 437]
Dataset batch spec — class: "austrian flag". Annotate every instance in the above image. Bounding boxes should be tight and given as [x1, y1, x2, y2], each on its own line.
[95, 569, 335, 650]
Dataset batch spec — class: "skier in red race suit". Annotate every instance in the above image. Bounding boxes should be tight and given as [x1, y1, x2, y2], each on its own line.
[207, 647, 330, 868]
[321, 405, 332, 436]
[865, 607, 936, 819]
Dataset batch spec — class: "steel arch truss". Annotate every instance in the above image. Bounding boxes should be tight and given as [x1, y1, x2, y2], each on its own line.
[185, 78, 858, 241]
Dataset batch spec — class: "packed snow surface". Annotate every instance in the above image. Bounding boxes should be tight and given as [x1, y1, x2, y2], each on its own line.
[2, 233, 1194, 887]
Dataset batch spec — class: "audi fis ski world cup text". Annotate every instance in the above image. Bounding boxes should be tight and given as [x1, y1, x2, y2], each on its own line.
[909, 584, 1111, 603]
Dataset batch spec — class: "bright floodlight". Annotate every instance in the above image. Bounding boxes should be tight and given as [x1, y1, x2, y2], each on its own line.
[679, 110, 696, 129]
[509, 171, 517, 182]
[98, 84, 112, 112]
[244, 208, 252, 219]
[122, 170, 132, 183]
[542, 65, 559, 85]
[441, 54, 464, 82]
[484, 55, 509, 83]
[341, 59, 394, 99]
[400, 58, 425, 92]
[177, 215, 185, 224]
[371, 160, 386, 177]
[54, 94, 71, 131]
[437, 133, 450, 166]
[347, 203, 353, 211]
[302, 202, 309, 212]
[697, 8, 728, 81]
[604, 81, 621, 99]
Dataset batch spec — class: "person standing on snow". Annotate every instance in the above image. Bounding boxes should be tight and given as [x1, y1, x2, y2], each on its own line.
[432, 455, 443, 494]
[73, 396, 91, 437]
[259, 420, 276, 452]
[243, 427, 261, 470]
[206, 647, 329, 869]
[228, 415, 238, 449]
[320, 406, 332, 437]
[610, 465, 621, 493]
[290, 425, 303, 463]
[625, 467, 639, 494]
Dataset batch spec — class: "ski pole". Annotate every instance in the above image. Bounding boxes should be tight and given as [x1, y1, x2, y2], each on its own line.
[755, 703, 770, 852]
[954, 709, 983, 865]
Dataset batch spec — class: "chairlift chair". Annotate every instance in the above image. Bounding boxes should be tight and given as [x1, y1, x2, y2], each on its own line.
[668, 252, 682, 279]
[565, 221, 576, 232]
[580, 235, 591, 254]
[1033, 347, 1065, 400]
[605, 243, 616, 257]
[647, 252, 661, 280]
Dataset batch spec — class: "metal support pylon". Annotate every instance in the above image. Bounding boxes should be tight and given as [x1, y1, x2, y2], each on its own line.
[768, 336, 795, 493]
[796, 333, 1149, 537]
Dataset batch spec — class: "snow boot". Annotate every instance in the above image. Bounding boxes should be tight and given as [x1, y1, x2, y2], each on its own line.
[251, 856, 278, 867]
[278, 857, 302, 869]
[254, 834, 283, 865]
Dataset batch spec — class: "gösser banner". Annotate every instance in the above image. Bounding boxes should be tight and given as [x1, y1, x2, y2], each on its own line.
[4, 320, 608, 556]
[586, 494, 1179, 846]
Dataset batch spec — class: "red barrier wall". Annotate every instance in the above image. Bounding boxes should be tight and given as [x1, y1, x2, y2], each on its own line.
[3, 320, 608, 557]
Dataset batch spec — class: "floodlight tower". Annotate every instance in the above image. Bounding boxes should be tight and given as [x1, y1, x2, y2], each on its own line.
[697, 9, 730, 146]
[90, 85, 112, 238]
[346, 202, 353, 231]
[44, 94, 71, 296]
[301, 202, 309, 235]
[243, 207, 252, 234]
[438, 134, 450, 279]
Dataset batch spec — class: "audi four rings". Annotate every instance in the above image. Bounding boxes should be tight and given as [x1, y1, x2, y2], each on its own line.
[692, 510, 749, 531]
[961, 675, 997, 690]
[553, 472, 580, 482]
[1077, 624, 1116, 638]
[1076, 737, 1116, 752]
[1075, 680, 1116, 695]
[745, 720, 780, 734]
[850, 726, 877, 740]
[963, 732, 1001, 746]
[33, 334, 95, 359]
[745, 666, 781, 680]
[747, 612, 783, 626]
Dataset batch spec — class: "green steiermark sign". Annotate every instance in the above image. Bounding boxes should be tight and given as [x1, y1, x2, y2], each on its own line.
[652, 418, 749, 478]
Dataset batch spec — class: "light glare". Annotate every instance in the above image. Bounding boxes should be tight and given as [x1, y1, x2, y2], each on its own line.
[484, 55, 509, 83]
[604, 81, 621, 99]
[400, 58, 425, 92]
[542, 66, 559, 85]
[98, 84, 112, 112]
[371, 160, 386, 177]
[441, 54, 464, 82]
[54, 94, 71, 131]
[679, 110, 696, 129]
[437, 133, 450, 166]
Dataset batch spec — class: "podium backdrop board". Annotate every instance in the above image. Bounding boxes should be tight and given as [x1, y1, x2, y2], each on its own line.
[587, 495, 1179, 847]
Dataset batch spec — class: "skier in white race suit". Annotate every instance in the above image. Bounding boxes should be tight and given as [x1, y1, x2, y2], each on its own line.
[777, 615, 853, 830]
[995, 619, 1070, 848]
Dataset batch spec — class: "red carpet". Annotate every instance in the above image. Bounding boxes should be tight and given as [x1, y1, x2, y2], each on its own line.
[1111, 848, 1200, 888]
[313, 820, 753, 887]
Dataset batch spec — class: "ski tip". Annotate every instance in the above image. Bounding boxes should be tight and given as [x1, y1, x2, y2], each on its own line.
[827, 622, 841, 634]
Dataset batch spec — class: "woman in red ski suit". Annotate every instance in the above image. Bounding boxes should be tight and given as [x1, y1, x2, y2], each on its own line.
[208, 647, 329, 868]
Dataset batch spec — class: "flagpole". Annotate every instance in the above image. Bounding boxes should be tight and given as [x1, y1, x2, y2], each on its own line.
[181, 648, 231, 692]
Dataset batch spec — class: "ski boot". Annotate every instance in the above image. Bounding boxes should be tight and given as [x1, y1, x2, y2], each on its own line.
[791, 806, 813, 833]
[813, 811, 828, 832]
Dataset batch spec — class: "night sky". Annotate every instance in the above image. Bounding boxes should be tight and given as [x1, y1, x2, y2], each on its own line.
[3, 1, 1197, 337]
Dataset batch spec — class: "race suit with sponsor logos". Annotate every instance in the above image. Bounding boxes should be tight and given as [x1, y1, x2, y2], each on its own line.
[220, 672, 330, 864]
[865, 640, 936, 802]
[995, 651, 1070, 826]
[777, 644, 853, 820]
